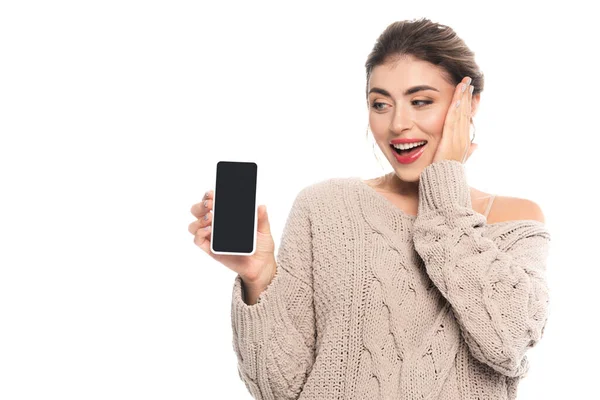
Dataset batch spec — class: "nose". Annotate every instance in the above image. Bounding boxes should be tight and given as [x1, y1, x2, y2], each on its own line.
[390, 104, 412, 133]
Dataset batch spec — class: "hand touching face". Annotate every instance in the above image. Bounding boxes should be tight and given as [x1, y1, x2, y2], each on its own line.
[433, 76, 478, 164]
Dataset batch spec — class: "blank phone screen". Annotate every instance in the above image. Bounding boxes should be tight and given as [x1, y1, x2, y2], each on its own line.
[211, 161, 257, 254]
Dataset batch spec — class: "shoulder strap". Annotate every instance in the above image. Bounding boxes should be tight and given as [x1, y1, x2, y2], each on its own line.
[483, 194, 496, 217]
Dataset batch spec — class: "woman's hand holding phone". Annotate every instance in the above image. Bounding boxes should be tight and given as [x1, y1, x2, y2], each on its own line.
[188, 189, 277, 303]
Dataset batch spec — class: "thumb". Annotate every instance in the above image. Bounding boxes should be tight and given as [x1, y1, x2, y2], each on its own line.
[257, 205, 271, 235]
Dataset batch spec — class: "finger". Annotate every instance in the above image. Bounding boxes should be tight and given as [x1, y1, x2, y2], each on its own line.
[460, 80, 472, 116]
[194, 227, 229, 265]
[463, 84, 474, 145]
[467, 84, 474, 117]
[188, 219, 200, 235]
[193, 225, 213, 253]
[190, 190, 213, 215]
[456, 77, 471, 107]
[458, 79, 473, 147]
[188, 211, 212, 235]
[190, 198, 213, 219]
[452, 78, 468, 151]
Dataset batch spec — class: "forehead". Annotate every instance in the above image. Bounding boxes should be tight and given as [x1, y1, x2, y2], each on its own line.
[368, 56, 452, 91]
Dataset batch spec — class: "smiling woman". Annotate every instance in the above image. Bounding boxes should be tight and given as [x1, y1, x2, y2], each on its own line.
[364, 21, 483, 188]
[225, 17, 552, 400]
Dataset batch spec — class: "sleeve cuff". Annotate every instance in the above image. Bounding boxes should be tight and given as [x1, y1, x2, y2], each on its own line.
[230, 271, 285, 377]
[232, 270, 280, 312]
[417, 159, 473, 215]
[231, 264, 299, 340]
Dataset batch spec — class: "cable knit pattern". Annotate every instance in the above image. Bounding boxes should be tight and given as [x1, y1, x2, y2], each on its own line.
[231, 159, 551, 400]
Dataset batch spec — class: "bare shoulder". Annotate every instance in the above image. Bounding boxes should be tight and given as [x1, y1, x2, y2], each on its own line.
[488, 195, 546, 224]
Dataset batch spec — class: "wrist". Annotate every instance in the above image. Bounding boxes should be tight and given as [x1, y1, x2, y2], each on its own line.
[240, 262, 277, 306]
[242, 258, 277, 288]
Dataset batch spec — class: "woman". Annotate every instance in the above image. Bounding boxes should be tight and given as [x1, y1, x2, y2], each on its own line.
[189, 17, 550, 400]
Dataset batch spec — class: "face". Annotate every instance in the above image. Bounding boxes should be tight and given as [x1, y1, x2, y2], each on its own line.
[367, 55, 480, 186]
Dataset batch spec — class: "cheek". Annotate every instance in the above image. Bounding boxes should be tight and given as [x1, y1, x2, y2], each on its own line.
[368, 115, 387, 138]
[368, 113, 380, 127]
[417, 110, 446, 132]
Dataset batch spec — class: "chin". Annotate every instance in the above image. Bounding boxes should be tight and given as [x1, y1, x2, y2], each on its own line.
[388, 156, 431, 182]
[393, 169, 421, 183]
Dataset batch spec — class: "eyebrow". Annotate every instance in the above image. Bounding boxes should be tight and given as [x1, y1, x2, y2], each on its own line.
[368, 85, 439, 97]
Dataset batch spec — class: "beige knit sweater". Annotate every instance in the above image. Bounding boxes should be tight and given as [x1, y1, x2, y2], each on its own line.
[230, 159, 551, 400]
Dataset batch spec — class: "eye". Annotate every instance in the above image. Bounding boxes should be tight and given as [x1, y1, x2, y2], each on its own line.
[412, 100, 432, 107]
[370, 99, 432, 111]
[370, 101, 387, 111]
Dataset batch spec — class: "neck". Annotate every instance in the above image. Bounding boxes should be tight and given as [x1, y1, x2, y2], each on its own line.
[382, 173, 419, 199]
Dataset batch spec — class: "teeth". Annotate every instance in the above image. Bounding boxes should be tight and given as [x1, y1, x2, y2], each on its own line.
[392, 141, 427, 150]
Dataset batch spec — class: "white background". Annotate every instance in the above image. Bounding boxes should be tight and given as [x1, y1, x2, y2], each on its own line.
[1, 1, 598, 399]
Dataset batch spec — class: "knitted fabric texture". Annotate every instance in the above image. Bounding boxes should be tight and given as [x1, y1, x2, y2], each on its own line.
[230, 159, 551, 400]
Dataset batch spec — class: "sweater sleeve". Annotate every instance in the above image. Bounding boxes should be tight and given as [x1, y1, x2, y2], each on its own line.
[231, 188, 316, 400]
[412, 160, 551, 378]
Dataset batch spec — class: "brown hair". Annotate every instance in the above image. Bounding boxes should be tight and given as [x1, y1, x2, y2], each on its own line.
[364, 18, 484, 164]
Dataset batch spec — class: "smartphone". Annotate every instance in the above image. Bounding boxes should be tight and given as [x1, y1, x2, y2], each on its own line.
[210, 161, 258, 256]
